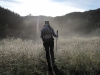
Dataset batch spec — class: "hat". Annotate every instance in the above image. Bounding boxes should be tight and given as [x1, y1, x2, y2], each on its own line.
[45, 21, 49, 24]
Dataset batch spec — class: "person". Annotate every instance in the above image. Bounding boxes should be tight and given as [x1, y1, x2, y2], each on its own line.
[40, 21, 58, 72]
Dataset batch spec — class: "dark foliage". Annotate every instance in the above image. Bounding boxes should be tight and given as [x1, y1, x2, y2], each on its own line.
[0, 6, 24, 38]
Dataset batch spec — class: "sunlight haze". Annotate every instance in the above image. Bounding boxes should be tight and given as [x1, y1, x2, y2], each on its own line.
[0, 0, 100, 17]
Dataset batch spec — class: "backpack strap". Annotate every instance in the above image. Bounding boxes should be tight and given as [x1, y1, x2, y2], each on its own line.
[50, 27, 52, 38]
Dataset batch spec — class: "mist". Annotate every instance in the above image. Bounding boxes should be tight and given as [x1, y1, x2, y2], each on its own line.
[22, 14, 100, 40]
[0, 6, 100, 40]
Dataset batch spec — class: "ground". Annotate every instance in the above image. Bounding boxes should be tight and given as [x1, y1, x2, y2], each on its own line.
[0, 37, 100, 75]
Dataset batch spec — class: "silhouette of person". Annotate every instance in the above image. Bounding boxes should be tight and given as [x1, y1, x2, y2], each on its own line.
[40, 21, 58, 72]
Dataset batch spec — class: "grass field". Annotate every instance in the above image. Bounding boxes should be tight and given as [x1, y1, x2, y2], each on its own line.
[0, 37, 100, 75]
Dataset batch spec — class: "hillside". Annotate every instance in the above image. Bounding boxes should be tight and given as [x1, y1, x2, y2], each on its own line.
[0, 6, 100, 39]
[52, 9, 100, 36]
[0, 6, 24, 38]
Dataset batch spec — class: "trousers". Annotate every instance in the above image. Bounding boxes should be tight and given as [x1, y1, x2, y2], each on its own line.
[43, 40, 55, 70]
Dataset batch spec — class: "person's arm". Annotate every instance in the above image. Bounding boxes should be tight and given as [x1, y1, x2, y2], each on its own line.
[51, 28, 58, 37]
[40, 29, 44, 41]
[40, 30, 42, 38]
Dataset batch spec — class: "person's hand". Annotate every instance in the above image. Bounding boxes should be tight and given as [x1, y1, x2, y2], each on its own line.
[42, 38, 44, 41]
[57, 30, 58, 38]
[57, 35, 58, 37]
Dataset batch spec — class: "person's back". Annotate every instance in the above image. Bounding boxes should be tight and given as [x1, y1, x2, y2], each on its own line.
[41, 24, 53, 42]
[41, 21, 57, 42]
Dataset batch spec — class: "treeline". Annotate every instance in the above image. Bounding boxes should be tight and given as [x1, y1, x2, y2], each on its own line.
[52, 9, 100, 36]
[0, 6, 100, 39]
[0, 6, 52, 39]
[0, 6, 24, 38]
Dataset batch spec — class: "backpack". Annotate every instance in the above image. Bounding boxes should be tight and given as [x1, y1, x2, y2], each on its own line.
[42, 25, 54, 42]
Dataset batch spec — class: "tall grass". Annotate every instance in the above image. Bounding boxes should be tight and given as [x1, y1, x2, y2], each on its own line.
[0, 37, 100, 75]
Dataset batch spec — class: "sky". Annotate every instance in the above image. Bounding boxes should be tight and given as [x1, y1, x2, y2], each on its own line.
[0, 0, 100, 17]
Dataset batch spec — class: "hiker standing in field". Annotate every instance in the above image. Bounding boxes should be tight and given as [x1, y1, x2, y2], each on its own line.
[40, 21, 58, 72]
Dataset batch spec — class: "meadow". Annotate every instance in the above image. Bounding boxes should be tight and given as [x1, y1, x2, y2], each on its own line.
[0, 37, 100, 75]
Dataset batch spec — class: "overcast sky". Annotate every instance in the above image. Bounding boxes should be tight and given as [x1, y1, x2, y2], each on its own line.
[0, 0, 100, 17]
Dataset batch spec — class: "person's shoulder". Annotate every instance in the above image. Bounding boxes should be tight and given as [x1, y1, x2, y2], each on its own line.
[50, 26, 54, 30]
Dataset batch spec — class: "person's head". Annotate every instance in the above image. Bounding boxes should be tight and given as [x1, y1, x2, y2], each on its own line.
[44, 21, 50, 27]
[45, 21, 49, 25]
